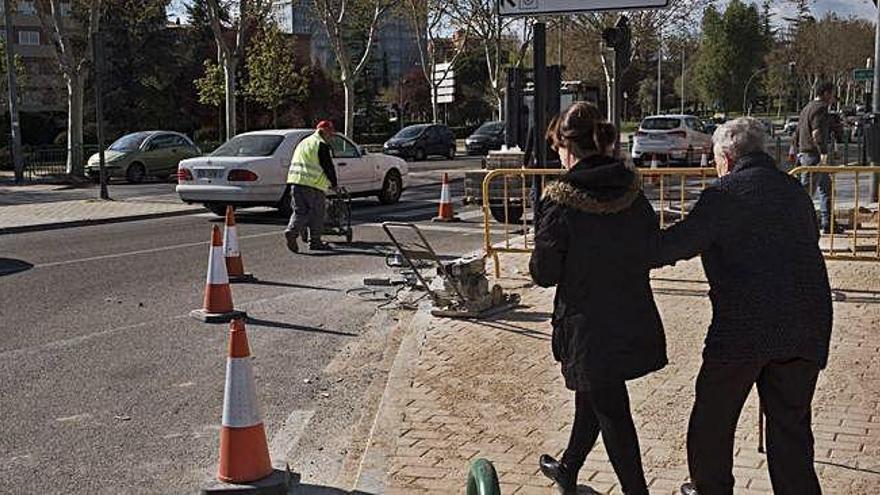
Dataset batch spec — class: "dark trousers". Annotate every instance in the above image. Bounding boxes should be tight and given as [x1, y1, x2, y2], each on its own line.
[561, 383, 648, 495]
[688, 357, 821, 495]
[285, 185, 326, 244]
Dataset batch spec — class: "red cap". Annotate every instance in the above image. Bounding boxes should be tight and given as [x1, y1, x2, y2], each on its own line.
[316, 120, 336, 135]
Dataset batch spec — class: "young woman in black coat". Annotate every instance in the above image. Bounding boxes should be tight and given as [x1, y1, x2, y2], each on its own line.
[530, 102, 666, 495]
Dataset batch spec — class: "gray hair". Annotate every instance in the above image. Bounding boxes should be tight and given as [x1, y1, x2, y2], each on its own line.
[712, 117, 767, 161]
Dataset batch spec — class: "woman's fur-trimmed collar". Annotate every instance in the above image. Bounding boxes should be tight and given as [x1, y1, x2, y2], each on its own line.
[542, 169, 641, 214]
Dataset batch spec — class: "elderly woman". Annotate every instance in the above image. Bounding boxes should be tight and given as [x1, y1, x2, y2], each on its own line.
[653, 117, 832, 495]
[529, 102, 666, 495]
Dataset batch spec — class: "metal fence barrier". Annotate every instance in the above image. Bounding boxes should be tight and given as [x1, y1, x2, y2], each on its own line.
[482, 165, 880, 276]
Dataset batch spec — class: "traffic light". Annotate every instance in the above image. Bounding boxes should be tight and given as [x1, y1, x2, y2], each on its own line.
[602, 16, 631, 70]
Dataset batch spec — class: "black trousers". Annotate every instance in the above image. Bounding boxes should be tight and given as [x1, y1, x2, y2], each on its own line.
[688, 357, 822, 495]
[561, 382, 648, 495]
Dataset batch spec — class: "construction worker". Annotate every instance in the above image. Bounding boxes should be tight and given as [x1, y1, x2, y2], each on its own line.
[284, 120, 339, 253]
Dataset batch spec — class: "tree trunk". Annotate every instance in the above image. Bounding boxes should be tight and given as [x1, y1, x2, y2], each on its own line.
[66, 71, 85, 177]
[223, 58, 237, 140]
[599, 50, 613, 121]
[343, 79, 355, 137]
[431, 88, 438, 123]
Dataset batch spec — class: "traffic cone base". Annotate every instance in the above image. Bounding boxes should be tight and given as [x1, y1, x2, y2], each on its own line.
[190, 308, 248, 324]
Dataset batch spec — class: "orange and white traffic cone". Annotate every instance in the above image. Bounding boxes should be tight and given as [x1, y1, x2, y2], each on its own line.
[202, 319, 289, 493]
[432, 173, 461, 222]
[788, 142, 798, 166]
[700, 152, 709, 168]
[223, 206, 255, 283]
[190, 225, 247, 323]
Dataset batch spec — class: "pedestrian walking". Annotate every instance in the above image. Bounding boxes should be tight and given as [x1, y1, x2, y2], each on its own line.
[529, 102, 666, 495]
[794, 81, 843, 234]
[284, 120, 339, 253]
[653, 117, 832, 495]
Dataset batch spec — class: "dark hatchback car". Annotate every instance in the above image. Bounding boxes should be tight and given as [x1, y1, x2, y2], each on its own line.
[465, 121, 505, 155]
[383, 124, 456, 161]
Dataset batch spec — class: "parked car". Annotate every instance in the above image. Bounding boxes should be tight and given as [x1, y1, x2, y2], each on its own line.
[783, 116, 799, 135]
[631, 115, 713, 166]
[465, 121, 505, 155]
[383, 124, 456, 161]
[86, 131, 201, 183]
[177, 129, 409, 216]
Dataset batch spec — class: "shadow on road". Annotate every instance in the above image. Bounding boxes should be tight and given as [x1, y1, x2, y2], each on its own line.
[246, 317, 357, 337]
[0, 258, 34, 277]
[243, 279, 343, 293]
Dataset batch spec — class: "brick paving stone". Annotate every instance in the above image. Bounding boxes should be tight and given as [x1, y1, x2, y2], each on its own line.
[362, 255, 880, 494]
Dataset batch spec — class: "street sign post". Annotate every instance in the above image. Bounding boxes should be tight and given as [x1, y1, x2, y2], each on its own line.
[855, 68, 874, 82]
[499, 0, 668, 17]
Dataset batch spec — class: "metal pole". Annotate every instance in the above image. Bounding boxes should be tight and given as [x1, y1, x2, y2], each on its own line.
[534, 22, 547, 170]
[873, 3, 880, 201]
[656, 42, 662, 115]
[744, 68, 767, 116]
[92, 30, 109, 200]
[680, 46, 685, 115]
[4, 0, 23, 183]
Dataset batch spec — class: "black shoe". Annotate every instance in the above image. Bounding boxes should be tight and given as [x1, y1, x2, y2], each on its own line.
[681, 482, 699, 495]
[309, 241, 333, 251]
[284, 232, 299, 253]
[822, 223, 845, 235]
[539, 454, 577, 495]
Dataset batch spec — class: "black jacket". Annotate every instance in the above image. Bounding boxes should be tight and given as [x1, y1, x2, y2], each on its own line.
[530, 155, 667, 391]
[654, 152, 832, 367]
[318, 142, 339, 189]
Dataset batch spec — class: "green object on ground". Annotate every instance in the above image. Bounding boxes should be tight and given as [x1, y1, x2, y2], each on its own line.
[467, 458, 501, 495]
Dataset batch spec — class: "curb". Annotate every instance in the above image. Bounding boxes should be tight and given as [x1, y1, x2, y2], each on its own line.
[0, 207, 206, 236]
[352, 305, 434, 493]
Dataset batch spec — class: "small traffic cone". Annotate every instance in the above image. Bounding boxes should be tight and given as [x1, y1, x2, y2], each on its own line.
[700, 152, 709, 168]
[202, 319, 290, 494]
[650, 154, 660, 169]
[788, 142, 797, 166]
[223, 206, 255, 283]
[191, 225, 247, 323]
[432, 173, 461, 222]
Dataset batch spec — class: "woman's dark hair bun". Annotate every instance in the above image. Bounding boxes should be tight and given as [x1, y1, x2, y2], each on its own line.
[551, 101, 616, 156]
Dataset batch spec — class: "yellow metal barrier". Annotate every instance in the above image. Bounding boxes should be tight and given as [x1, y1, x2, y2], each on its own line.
[482, 165, 880, 277]
[789, 166, 880, 262]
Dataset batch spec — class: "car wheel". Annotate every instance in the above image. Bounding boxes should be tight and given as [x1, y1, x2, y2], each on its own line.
[125, 162, 146, 184]
[378, 170, 403, 205]
[414, 147, 426, 161]
[277, 186, 293, 217]
[490, 203, 523, 224]
[446, 144, 456, 160]
[205, 203, 228, 217]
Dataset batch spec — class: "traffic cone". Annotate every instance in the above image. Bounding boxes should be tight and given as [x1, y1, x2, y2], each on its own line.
[650, 154, 660, 169]
[700, 152, 709, 168]
[432, 173, 461, 222]
[223, 206, 255, 283]
[202, 319, 290, 494]
[190, 225, 247, 323]
[788, 142, 797, 166]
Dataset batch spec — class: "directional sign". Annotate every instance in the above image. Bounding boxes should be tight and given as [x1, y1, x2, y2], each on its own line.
[436, 94, 454, 104]
[854, 68, 874, 82]
[499, 0, 669, 17]
[432, 86, 455, 97]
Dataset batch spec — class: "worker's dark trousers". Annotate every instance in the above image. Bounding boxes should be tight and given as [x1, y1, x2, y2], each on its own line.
[561, 383, 648, 495]
[688, 358, 822, 495]
[285, 185, 326, 244]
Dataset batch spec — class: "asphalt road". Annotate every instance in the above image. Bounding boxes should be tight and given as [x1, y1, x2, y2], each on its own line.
[0, 157, 489, 493]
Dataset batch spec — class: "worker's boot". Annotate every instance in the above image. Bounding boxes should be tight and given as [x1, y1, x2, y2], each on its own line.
[284, 231, 299, 253]
[309, 240, 333, 251]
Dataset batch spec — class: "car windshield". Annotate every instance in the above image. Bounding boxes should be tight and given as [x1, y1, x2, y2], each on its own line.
[211, 135, 284, 157]
[109, 132, 151, 152]
[474, 122, 503, 135]
[788, 117, 799, 122]
[641, 118, 682, 130]
[394, 125, 427, 139]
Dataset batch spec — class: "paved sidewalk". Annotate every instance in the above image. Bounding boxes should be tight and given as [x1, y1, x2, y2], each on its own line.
[357, 255, 880, 494]
[0, 195, 203, 234]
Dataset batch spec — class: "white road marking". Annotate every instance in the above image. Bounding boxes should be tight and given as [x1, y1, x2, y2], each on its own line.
[268, 409, 315, 461]
[56, 413, 92, 422]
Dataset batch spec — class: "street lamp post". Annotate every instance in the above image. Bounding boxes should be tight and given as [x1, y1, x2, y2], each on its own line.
[743, 67, 768, 116]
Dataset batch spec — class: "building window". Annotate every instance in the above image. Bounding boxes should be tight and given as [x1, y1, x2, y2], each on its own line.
[18, 30, 40, 46]
[18, 1, 37, 16]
